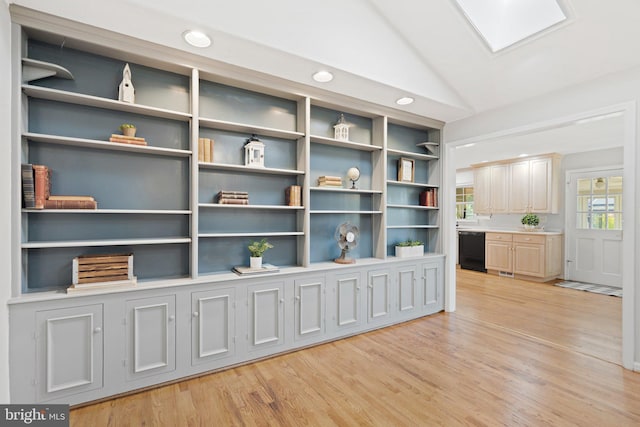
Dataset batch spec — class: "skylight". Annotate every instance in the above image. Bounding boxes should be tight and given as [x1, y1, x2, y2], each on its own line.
[455, 0, 567, 52]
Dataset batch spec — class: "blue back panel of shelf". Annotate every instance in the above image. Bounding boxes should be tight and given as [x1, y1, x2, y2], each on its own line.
[310, 192, 374, 211]
[310, 106, 372, 145]
[198, 236, 298, 274]
[387, 155, 435, 186]
[198, 128, 297, 170]
[25, 244, 190, 291]
[387, 228, 438, 255]
[28, 141, 189, 210]
[28, 40, 191, 113]
[199, 81, 297, 131]
[310, 144, 373, 189]
[199, 209, 298, 234]
[387, 207, 437, 227]
[28, 213, 189, 242]
[387, 123, 435, 152]
[199, 170, 298, 205]
[310, 214, 372, 263]
[29, 99, 189, 151]
[387, 185, 431, 205]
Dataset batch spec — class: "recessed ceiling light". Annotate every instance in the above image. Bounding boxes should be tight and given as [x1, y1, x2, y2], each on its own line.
[396, 97, 414, 105]
[183, 30, 211, 48]
[312, 71, 334, 83]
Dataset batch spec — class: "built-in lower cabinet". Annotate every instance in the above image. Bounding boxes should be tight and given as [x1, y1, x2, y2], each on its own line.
[9, 256, 444, 406]
[35, 305, 103, 402]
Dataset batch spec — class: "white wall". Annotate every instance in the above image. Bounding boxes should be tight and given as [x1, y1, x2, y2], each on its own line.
[446, 67, 640, 370]
[0, 0, 13, 403]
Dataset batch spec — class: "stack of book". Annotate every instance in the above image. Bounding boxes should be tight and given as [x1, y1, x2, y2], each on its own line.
[419, 188, 438, 207]
[67, 253, 136, 293]
[317, 175, 343, 187]
[285, 185, 302, 206]
[109, 133, 148, 146]
[216, 190, 249, 205]
[45, 195, 97, 209]
[198, 137, 215, 163]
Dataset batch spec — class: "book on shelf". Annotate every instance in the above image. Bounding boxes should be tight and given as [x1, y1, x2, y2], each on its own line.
[109, 134, 148, 146]
[216, 191, 249, 199]
[198, 137, 214, 163]
[218, 198, 249, 205]
[48, 195, 95, 201]
[32, 164, 51, 209]
[44, 199, 98, 209]
[317, 175, 343, 187]
[285, 185, 301, 206]
[233, 264, 280, 275]
[419, 188, 438, 207]
[21, 164, 35, 209]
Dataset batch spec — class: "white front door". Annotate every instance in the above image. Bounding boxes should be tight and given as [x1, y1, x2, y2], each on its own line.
[566, 169, 623, 287]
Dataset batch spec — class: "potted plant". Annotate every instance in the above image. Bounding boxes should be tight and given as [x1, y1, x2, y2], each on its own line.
[521, 213, 540, 230]
[395, 239, 424, 258]
[248, 238, 273, 269]
[120, 123, 136, 137]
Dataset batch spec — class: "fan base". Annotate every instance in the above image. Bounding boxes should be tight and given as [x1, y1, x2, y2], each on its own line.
[334, 257, 355, 264]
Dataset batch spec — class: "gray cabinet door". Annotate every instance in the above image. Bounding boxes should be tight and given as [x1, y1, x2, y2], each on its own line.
[396, 264, 418, 318]
[248, 281, 285, 352]
[328, 271, 362, 333]
[191, 287, 236, 366]
[367, 269, 391, 324]
[422, 261, 444, 314]
[36, 304, 103, 402]
[125, 295, 176, 381]
[294, 276, 325, 342]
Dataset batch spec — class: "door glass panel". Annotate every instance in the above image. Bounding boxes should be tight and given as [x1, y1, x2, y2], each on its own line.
[575, 176, 623, 230]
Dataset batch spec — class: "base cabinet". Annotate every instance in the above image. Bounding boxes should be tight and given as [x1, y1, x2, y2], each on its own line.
[9, 256, 444, 406]
[35, 305, 103, 402]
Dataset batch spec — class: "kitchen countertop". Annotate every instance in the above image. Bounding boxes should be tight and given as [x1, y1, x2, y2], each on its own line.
[457, 227, 563, 236]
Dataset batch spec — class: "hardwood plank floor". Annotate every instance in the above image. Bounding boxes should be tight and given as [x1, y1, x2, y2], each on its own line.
[70, 270, 638, 426]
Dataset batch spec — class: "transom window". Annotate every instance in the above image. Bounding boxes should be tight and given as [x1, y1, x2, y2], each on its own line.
[576, 176, 622, 230]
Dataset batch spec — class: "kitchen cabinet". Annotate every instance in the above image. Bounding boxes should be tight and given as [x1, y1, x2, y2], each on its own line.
[247, 281, 286, 353]
[191, 287, 236, 366]
[367, 269, 391, 325]
[474, 164, 509, 214]
[485, 232, 563, 281]
[328, 271, 363, 333]
[294, 276, 325, 343]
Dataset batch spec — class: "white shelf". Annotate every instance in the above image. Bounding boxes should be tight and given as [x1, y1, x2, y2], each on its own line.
[199, 162, 304, 176]
[23, 209, 191, 214]
[24, 133, 191, 157]
[22, 85, 192, 121]
[22, 58, 73, 82]
[199, 232, 304, 238]
[387, 204, 438, 210]
[22, 237, 192, 249]
[199, 204, 303, 210]
[199, 117, 304, 140]
[387, 148, 438, 160]
[386, 180, 438, 189]
[310, 135, 382, 152]
[386, 225, 438, 229]
[310, 210, 382, 214]
[310, 187, 382, 194]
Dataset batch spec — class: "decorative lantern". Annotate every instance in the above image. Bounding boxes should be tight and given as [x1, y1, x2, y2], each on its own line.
[333, 113, 350, 141]
[118, 63, 135, 104]
[244, 134, 265, 167]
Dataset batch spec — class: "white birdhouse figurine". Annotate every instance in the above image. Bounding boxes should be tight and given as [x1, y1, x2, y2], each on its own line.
[333, 113, 350, 141]
[244, 135, 265, 167]
[118, 63, 135, 103]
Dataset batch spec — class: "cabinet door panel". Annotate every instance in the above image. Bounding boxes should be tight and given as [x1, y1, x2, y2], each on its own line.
[514, 243, 545, 277]
[36, 305, 103, 401]
[368, 270, 390, 323]
[126, 295, 176, 380]
[530, 157, 552, 212]
[397, 266, 417, 313]
[249, 283, 284, 350]
[485, 241, 512, 272]
[510, 160, 530, 213]
[295, 277, 325, 341]
[422, 262, 444, 313]
[192, 288, 235, 365]
[491, 164, 510, 214]
[474, 167, 491, 214]
[331, 272, 362, 332]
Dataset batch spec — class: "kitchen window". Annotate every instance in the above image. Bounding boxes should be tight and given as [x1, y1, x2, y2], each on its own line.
[456, 186, 474, 220]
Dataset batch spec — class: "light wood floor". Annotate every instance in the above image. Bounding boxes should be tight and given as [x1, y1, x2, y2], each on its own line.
[70, 270, 639, 426]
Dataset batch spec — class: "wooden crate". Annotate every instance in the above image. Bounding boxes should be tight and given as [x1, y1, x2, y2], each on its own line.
[72, 253, 135, 285]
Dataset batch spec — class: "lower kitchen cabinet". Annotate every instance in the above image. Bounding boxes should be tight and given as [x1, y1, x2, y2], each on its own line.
[9, 255, 444, 406]
[191, 287, 236, 366]
[35, 304, 104, 402]
[125, 295, 176, 382]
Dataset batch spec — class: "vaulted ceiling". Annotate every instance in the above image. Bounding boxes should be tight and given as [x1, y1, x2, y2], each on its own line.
[14, 0, 640, 123]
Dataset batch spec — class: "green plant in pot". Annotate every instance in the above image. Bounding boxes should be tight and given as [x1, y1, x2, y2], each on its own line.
[395, 239, 424, 258]
[521, 213, 540, 230]
[119, 123, 136, 137]
[248, 238, 273, 269]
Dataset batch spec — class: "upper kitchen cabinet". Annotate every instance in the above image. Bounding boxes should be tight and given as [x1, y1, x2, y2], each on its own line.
[472, 154, 561, 215]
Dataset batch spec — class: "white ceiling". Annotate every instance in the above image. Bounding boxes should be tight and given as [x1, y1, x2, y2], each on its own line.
[11, 0, 637, 166]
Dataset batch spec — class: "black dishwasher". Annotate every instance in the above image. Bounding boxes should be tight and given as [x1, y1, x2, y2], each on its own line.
[458, 231, 486, 272]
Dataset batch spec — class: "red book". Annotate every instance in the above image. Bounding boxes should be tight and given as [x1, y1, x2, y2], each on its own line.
[33, 165, 51, 209]
[44, 199, 97, 209]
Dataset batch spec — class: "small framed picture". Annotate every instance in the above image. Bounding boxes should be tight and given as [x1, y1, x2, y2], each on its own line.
[398, 157, 415, 183]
